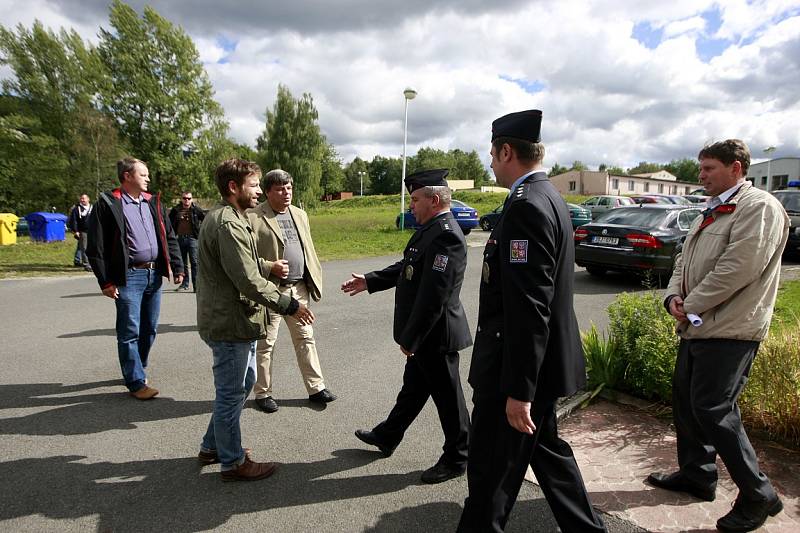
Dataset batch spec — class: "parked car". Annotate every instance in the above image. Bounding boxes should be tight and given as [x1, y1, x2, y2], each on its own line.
[683, 194, 710, 204]
[574, 204, 703, 285]
[580, 195, 635, 219]
[479, 202, 591, 231]
[647, 194, 693, 205]
[772, 189, 800, 256]
[630, 195, 671, 205]
[395, 199, 478, 234]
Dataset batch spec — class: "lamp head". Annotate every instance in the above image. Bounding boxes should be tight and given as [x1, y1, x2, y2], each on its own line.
[403, 87, 417, 100]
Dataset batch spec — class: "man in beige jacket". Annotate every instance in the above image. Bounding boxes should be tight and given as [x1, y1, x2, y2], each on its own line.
[248, 169, 336, 413]
[648, 140, 789, 533]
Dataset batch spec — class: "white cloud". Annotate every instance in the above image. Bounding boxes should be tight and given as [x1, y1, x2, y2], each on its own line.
[1, 0, 799, 169]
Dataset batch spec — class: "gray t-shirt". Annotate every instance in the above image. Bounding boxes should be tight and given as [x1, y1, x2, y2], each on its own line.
[276, 211, 305, 281]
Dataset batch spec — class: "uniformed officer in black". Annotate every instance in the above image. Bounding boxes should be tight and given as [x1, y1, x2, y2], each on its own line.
[341, 168, 472, 484]
[457, 111, 606, 532]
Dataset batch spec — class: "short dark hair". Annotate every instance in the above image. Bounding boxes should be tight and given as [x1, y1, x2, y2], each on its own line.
[117, 157, 146, 183]
[698, 139, 750, 175]
[214, 158, 262, 197]
[263, 169, 293, 191]
[492, 137, 545, 164]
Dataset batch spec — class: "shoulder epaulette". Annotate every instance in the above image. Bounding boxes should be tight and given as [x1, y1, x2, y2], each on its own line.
[439, 217, 454, 231]
[510, 182, 530, 203]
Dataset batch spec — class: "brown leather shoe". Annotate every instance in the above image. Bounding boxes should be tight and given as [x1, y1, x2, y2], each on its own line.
[198, 448, 252, 466]
[130, 385, 159, 400]
[220, 457, 278, 482]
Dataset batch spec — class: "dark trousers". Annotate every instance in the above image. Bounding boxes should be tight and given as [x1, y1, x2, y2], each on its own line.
[458, 393, 605, 533]
[673, 338, 775, 502]
[177, 235, 199, 288]
[372, 349, 469, 466]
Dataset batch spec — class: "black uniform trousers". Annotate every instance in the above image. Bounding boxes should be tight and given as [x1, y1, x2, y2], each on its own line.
[673, 338, 776, 502]
[372, 348, 469, 466]
[458, 392, 605, 533]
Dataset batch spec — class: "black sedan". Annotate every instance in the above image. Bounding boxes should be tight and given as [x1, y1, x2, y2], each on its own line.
[574, 205, 702, 285]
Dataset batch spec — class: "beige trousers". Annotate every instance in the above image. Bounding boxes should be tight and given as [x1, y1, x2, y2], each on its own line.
[254, 281, 325, 398]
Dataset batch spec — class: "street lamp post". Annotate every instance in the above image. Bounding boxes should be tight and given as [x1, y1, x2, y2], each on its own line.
[400, 87, 417, 230]
[764, 146, 776, 191]
[358, 171, 365, 196]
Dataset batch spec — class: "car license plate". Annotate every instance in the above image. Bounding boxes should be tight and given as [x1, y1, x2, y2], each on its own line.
[592, 236, 618, 245]
[457, 212, 470, 217]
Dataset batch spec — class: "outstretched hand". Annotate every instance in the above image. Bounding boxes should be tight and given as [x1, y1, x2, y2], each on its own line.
[341, 273, 367, 296]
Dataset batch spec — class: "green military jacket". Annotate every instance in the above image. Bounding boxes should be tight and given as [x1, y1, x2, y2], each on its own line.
[196, 200, 294, 342]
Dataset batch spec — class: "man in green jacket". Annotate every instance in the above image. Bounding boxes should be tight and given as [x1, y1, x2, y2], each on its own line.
[196, 158, 314, 482]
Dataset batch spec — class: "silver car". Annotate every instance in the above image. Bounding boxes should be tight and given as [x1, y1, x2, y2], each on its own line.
[580, 195, 635, 219]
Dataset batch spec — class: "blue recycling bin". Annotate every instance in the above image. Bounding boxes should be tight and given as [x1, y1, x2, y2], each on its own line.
[26, 212, 68, 242]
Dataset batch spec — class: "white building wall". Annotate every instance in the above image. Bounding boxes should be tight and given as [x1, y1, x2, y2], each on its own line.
[747, 158, 800, 191]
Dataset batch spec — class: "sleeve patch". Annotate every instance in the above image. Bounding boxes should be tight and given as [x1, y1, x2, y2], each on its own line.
[432, 254, 449, 272]
[510, 240, 528, 263]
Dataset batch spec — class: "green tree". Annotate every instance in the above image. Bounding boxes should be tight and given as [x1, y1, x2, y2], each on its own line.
[548, 162, 568, 177]
[570, 160, 588, 171]
[627, 161, 663, 175]
[409, 147, 451, 174]
[319, 142, 345, 196]
[664, 158, 700, 183]
[368, 155, 403, 195]
[344, 156, 369, 195]
[450, 149, 489, 187]
[256, 84, 324, 207]
[98, 0, 227, 198]
[606, 166, 627, 176]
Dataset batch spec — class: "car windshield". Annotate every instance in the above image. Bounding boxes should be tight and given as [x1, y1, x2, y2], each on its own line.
[774, 193, 800, 212]
[594, 208, 671, 227]
[451, 200, 467, 208]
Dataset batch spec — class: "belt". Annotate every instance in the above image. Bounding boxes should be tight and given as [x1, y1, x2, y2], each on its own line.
[131, 261, 156, 270]
[280, 279, 301, 287]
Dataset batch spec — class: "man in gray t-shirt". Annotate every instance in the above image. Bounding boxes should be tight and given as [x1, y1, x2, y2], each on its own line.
[247, 169, 336, 413]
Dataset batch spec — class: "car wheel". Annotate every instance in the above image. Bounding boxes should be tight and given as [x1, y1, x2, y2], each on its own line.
[480, 219, 491, 231]
[586, 266, 606, 277]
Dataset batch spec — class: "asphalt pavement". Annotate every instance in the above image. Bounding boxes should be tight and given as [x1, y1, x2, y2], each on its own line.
[5, 233, 797, 532]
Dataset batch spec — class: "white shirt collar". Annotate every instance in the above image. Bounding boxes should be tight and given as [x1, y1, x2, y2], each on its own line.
[706, 181, 745, 209]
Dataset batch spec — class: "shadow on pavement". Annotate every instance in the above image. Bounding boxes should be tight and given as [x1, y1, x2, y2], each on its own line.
[573, 270, 648, 296]
[0, 449, 417, 532]
[0, 380, 211, 436]
[57, 322, 197, 338]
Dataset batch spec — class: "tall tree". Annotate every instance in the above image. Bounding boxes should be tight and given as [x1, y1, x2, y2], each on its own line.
[256, 84, 324, 207]
[664, 158, 700, 183]
[450, 149, 490, 187]
[319, 142, 345, 196]
[368, 155, 403, 195]
[344, 157, 370, 195]
[606, 166, 627, 176]
[570, 160, 588, 171]
[627, 161, 663, 175]
[97, 0, 227, 197]
[548, 162, 568, 177]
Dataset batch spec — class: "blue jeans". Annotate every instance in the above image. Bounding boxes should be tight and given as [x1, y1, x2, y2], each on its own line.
[115, 268, 162, 392]
[177, 235, 199, 288]
[201, 340, 257, 470]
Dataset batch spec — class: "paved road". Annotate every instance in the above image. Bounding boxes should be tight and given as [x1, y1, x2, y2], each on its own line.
[10, 236, 794, 532]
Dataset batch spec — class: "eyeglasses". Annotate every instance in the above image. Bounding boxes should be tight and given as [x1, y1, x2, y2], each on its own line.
[182, 197, 192, 200]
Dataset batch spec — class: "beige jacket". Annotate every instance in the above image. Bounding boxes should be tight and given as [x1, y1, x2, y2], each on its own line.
[666, 181, 789, 341]
[247, 202, 323, 301]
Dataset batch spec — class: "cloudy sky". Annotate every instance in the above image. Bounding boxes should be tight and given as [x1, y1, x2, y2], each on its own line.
[2, 0, 799, 170]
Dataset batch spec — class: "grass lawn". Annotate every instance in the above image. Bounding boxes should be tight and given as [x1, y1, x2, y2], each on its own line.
[0, 236, 84, 278]
[772, 278, 800, 331]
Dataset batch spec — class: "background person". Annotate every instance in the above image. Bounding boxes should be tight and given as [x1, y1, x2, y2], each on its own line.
[458, 110, 605, 532]
[648, 139, 788, 533]
[86, 158, 183, 400]
[196, 158, 315, 481]
[341, 168, 472, 484]
[248, 169, 335, 413]
[168, 190, 205, 292]
[68, 193, 92, 271]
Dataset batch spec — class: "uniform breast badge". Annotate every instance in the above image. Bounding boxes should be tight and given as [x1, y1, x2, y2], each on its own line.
[482, 262, 490, 283]
[405, 264, 414, 280]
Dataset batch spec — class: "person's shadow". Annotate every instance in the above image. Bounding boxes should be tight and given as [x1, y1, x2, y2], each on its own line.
[0, 449, 418, 532]
[0, 380, 212, 436]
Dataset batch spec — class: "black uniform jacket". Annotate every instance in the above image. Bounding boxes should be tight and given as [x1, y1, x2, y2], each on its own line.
[365, 211, 473, 354]
[468, 172, 586, 402]
[87, 188, 183, 289]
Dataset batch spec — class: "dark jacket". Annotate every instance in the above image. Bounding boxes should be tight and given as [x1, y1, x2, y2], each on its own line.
[68, 204, 91, 232]
[86, 188, 183, 289]
[168, 203, 206, 239]
[365, 211, 472, 354]
[468, 172, 586, 402]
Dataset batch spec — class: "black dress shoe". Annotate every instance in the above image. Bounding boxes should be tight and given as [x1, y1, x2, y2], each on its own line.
[716, 494, 783, 532]
[420, 461, 466, 484]
[255, 396, 278, 413]
[647, 471, 716, 501]
[309, 389, 337, 403]
[354, 429, 395, 457]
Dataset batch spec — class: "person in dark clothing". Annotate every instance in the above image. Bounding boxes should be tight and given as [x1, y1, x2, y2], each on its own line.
[68, 193, 92, 270]
[86, 157, 183, 400]
[168, 191, 205, 292]
[457, 111, 605, 533]
[341, 168, 472, 485]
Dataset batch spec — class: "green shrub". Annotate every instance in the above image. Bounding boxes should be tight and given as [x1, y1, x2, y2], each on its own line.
[606, 292, 678, 401]
[582, 324, 626, 390]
